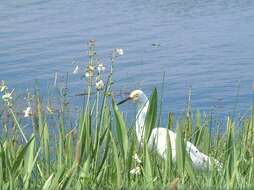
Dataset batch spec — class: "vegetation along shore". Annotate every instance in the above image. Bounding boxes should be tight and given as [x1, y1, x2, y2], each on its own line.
[0, 40, 254, 189]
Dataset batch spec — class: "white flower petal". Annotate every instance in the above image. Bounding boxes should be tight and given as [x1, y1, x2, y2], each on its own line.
[96, 80, 104, 90]
[116, 48, 124, 56]
[0, 85, 7, 92]
[23, 107, 32, 117]
[97, 64, 105, 72]
[133, 153, 142, 164]
[2, 93, 12, 101]
[85, 71, 93, 78]
[130, 166, 141, 175]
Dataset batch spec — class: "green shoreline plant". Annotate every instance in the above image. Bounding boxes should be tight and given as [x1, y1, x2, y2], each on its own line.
[0, 40, 254, 189]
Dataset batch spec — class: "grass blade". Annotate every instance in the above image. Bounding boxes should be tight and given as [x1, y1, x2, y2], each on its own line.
[110, 132, 122, 189]
[176, 123, 185, 176]
[112, 98, 128, 161]
[144, 88, 157, 143]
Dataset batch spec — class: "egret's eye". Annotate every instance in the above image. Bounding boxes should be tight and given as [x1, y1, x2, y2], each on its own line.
[129, 90, 141, 99]
[132, 93, 139, 100]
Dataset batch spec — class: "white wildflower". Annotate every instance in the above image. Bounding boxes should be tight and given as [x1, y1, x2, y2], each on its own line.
[47, 105, 54, 114]
[0, 85, 7, 92]
[88, 65, 94, 71]
[130, 166, 141, 175]
[85, 71, 93, 78]
[96, 76, 101, 81]
[73, 65, 79, 74]
[97, 64, 105, 72]
[96, 80, 104, 91]
[133, 153, 142, 164]
[115, 48, 124, 56]
[0, 81, 7, 92]
[2, 93, 12, 101]
[85, 65, 95, 78]
[23, 107, 32, 117]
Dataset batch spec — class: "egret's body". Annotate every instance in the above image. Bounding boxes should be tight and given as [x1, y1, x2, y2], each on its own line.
[119, 89, 221, 170]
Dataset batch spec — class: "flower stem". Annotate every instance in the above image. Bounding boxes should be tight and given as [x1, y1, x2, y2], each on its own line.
[10, 108, 28, 142]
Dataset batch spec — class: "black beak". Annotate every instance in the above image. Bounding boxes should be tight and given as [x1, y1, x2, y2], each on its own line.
[117, 97, 131, 105]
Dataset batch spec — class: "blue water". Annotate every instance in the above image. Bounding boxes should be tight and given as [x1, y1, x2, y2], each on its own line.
[0, 0, 254, 118]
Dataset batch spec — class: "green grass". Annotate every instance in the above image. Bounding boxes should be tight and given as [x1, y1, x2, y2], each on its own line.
[0, 41, 254, 189]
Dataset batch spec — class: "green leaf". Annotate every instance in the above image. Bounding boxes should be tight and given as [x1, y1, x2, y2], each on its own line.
[80, 156, 91, 179]
[48, 167, 65, 189]
[144, 144, 153, 188]
[185, 153, 196, 183]
[167, 112, 174, 130]
[42, 174, 54, 190]
[176, 123, 185, 176]
[23, 134, 36, 189]
[226, 117, 235, 187]
[96, 129, 110, 177]
[110, 132, 122, 189]
[194, 111, 201, 145]
[12, 136, 35, 172]
[196, 124, 210, 154]
[144, 88, 157, 143]
[112, 98, 128, 161]
[127, 133, 136, 181]
[60, 165, 77, 190]
[163, 132, 172, 184]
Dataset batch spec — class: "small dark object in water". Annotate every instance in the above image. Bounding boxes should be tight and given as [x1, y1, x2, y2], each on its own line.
[152, 43, 161, 47]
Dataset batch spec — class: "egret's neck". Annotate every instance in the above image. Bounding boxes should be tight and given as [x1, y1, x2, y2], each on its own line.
[135, 95, 149, 143]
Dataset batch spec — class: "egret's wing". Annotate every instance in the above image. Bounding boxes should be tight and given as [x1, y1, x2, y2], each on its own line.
[186, 141, 211, 169]
[186, 141, 222, 170]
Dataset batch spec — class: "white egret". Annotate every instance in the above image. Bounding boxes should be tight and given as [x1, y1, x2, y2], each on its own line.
[118, 89, 221, 170]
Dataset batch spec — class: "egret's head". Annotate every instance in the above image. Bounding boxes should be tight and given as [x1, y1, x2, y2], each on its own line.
[117, 89, 148, 105]
[129, 90, 143, 101]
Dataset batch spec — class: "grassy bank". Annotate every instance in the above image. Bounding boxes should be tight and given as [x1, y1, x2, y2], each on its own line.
[0, 40, 254, 189]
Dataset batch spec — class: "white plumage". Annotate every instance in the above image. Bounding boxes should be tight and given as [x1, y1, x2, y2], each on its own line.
[119, 89, 221, 170]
